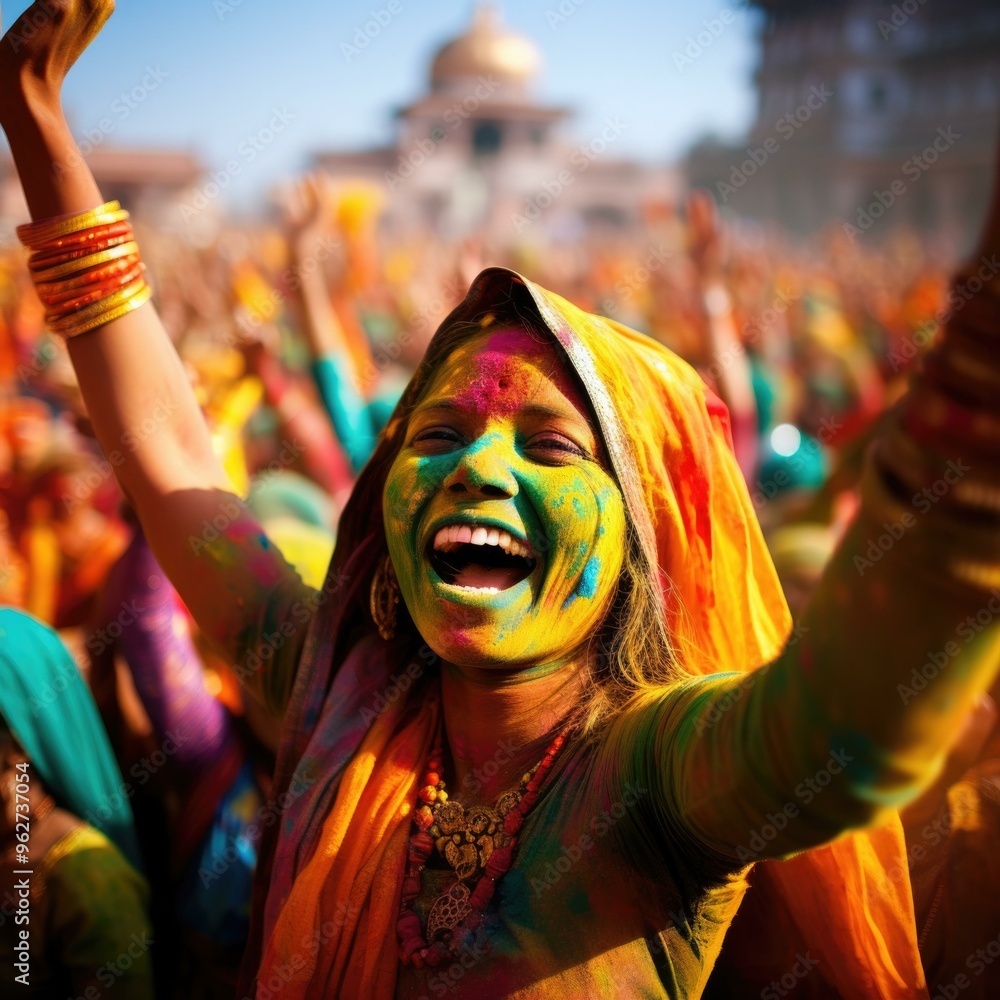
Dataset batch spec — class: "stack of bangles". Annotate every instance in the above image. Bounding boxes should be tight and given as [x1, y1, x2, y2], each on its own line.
[16, 200, 152, 339]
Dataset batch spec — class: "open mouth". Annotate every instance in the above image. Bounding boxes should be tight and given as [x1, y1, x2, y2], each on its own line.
[428, 524, 538, 593]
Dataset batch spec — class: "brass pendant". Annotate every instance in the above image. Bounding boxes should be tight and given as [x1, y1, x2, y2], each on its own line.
[426, 882, 472, 942]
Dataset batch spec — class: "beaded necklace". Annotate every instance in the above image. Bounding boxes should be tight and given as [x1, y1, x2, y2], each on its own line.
[397, 727, 568, 968]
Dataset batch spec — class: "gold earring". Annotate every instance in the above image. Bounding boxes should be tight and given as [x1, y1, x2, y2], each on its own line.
[370, 554, 401, 641]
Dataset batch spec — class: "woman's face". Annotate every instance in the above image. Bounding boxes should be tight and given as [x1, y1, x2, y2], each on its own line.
[383, 327, 626, 669]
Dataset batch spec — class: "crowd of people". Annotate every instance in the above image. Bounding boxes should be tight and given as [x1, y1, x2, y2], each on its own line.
[2, 3, 1000, 999]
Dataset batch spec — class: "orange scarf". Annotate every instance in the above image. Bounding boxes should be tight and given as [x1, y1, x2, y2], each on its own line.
[259, 686, 438, 998]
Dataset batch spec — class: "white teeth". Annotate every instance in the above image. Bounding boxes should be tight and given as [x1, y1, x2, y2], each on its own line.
[431, 524, 535, 558]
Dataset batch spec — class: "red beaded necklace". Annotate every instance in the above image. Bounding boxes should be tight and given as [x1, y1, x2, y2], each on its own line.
[397, 727, 569, 969]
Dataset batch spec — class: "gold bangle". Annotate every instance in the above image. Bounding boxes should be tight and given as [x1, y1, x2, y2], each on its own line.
[17, 201, 125, 247]
[32, 242, 140, 282]
[52, 283, 153, 339]
[35, 256, 139, 296]
[49, 278, 150, 331]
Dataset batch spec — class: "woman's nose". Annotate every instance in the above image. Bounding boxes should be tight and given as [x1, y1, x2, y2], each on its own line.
[442, 438, 519, 499]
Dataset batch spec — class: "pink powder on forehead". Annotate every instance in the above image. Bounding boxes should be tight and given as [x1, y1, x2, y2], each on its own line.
[448, 327, 587, 416]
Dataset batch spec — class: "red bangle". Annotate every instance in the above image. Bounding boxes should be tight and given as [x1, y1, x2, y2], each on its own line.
[29, 231, 135, 272]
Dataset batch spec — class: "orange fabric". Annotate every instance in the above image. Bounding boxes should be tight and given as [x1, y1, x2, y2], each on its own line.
[23, 499, 60, 624]
[259, 689, 438, 999]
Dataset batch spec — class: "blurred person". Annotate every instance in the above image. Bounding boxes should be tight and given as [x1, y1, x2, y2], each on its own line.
[278, 175, 403, 474]
[0, 607, 153, 999]
[96, 529, 269, 999]
[6, 8, 1000, 1000]
[0, 395, 128, 624]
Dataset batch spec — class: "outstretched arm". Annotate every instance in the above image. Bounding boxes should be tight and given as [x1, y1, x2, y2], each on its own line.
[613, 150, 1000, 866]
[0, 1, 309, 712]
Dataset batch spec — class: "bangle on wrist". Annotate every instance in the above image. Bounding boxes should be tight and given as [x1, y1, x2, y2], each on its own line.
[17, 201, 152, 339]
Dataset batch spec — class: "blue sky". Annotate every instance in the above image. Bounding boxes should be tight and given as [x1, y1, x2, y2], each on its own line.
[5, 0, 761, 205]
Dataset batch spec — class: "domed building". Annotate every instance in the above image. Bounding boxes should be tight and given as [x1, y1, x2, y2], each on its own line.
[315, 5, 677, 241]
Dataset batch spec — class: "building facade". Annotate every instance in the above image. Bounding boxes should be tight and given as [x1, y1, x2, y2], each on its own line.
[687, 0, 1000, 253]
[315, 6, 678, 244]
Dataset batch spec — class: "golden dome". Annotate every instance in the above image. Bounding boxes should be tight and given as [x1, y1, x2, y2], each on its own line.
[430, 6, 540, 90]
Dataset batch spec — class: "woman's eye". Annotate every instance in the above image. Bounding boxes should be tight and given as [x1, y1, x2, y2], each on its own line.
[412, 427, 463, 448]
[526, 435, 587, 459]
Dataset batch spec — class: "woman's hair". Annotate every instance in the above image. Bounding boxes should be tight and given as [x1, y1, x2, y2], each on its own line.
[350, 294, 679, 737]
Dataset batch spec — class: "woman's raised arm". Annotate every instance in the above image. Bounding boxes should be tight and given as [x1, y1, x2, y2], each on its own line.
[0, 1, 311, 713]
[611, 138, 1000, 867]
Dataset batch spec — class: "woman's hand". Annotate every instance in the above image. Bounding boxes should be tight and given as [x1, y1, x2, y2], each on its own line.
[0, 0, 115, 121]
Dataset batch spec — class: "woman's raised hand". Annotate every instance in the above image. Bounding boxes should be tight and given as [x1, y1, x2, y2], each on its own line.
[0, 0, 114, 121]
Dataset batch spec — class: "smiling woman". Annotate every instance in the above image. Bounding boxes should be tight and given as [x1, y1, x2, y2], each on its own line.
[5, 3, 1000, 999]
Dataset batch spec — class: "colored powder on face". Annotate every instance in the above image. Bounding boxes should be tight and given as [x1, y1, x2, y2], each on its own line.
[578, 556, 601, 599]
[562, 555, 602, 608]
[568, 539, 590, 577]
